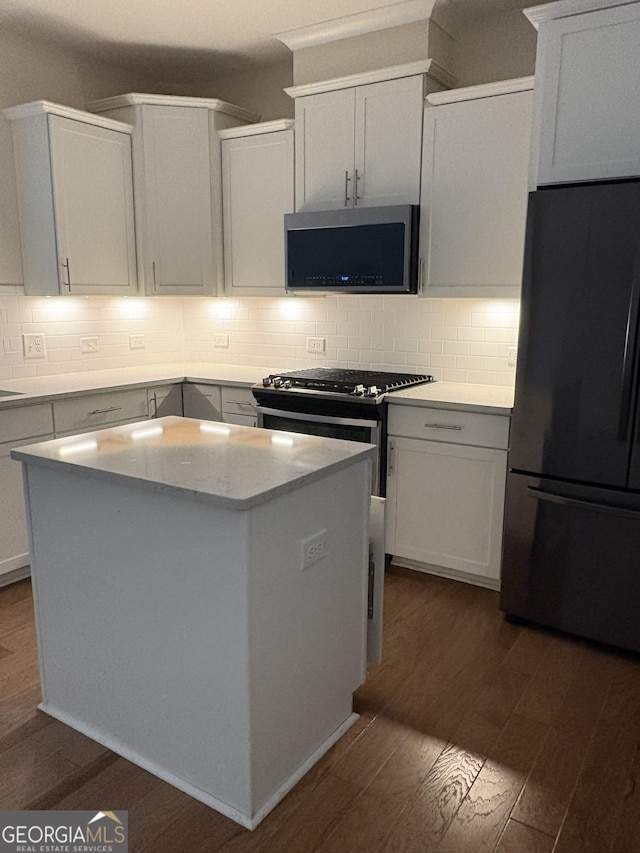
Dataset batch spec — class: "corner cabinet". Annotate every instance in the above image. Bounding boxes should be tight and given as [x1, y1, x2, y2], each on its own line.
[287, 63, 428, 211]
[220, 121, 294, 296]
[420, 78, 533, 297]
[3, 101, 138, 297]
[87, 94, 258, 296]
[385, 403, 509, 590]
[527, 0, 640, 185]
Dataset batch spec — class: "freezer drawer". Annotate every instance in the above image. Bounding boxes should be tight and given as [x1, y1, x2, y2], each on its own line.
[501, 472, 640, 652]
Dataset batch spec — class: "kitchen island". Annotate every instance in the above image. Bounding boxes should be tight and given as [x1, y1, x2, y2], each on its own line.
[13, 416, 375, 829]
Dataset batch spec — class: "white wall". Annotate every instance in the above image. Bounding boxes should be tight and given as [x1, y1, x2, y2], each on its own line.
[452, 10, 537, 87]
[181, 295, 519, 386]
[0, 293, 518, 386]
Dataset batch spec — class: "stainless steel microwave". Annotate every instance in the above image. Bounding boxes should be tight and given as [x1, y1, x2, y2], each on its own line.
[284, 204, 420, 294]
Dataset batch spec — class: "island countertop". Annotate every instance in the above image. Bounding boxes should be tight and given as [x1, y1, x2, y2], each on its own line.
[12, 415, 376, 510]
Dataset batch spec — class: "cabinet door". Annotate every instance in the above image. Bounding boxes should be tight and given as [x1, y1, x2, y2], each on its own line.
[295, 89, 356, 211]
[148, 385, 183, 417]
[49, 115, 137, 295]
[141, 106, 215, 295]
[182, 384, 222, 421]
[1, 435, 53, 581]
[535, 4, 640, 184]
[222, 130, 294, 295]
[421, 90, 532, 296]
[386, 436, 506, 583]
[354, 76, 423, 207]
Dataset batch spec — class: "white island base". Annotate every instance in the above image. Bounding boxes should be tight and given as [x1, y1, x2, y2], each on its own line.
[16, 418, 374, 829]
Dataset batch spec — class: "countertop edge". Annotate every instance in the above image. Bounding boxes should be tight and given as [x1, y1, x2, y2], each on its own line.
[12, 425, 377, 511]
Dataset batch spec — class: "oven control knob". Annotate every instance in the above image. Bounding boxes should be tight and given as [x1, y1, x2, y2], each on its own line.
[262, 376, 272, 387]
[365, 385, 379, 397]
[353, 384, 366, 396]
[282, 379, 292, 389]
[273, 378, 284, 388]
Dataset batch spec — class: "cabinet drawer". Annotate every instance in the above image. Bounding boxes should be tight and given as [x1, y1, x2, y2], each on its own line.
[53, 389, 149, 434]
[0, 403, 54, 442]
[221, 386, 256, 418]
[388, 404, 509, 449]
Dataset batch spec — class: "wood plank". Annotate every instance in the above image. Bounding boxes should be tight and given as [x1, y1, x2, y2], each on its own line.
[436, 713, 548, 853]
[513, 636, 585, 726]
[382, 742, 484, 851]
[512, 643, 615, 836]
[553, 657, 640, 853]
[494, 820, 555, 853]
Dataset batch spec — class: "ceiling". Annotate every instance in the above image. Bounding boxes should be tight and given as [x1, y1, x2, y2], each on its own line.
[0, 0, 539, 79]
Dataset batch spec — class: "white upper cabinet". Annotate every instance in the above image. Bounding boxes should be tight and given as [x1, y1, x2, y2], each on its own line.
[4, 101, 138, 296]
[220, 121, 294, 296]
[421, 79, 533, 297]
[289, 67, 425, 211]
[528, 0, 640, 185]
[87, 94, 258, 296]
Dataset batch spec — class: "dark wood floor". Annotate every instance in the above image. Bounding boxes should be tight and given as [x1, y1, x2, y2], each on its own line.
[2, 566, 640, 852]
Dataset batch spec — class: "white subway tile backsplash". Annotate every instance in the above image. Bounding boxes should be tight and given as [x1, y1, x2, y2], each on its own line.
[0, 294, 519, 386]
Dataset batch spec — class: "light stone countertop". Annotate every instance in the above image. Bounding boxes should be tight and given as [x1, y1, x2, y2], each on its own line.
[0, 363, 514, 415]
[12, 416, 376, 510]
[389, 381, 514, 415]
[0, 362, 275, 407]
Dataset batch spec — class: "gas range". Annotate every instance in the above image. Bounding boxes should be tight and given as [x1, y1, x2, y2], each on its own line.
[255, 368, 434, 404]
[252, 369, 434, 496]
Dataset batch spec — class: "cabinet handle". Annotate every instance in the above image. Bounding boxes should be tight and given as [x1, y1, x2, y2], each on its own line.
[152, 261, 158, 293]
[235, 401, 255, 410]
[424, 423, 463, 430]
[88, 406, 123, 415]
[354, 168, 361, 206]
[344, 171, 351, 207]
[387, 440, 395, 474]
[418, 257, 424, 295]
[61, 257, 71, 291]
[150, 392, 158, 418]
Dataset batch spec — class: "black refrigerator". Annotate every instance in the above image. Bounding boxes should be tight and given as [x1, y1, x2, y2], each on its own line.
[501, 178, 640, 653]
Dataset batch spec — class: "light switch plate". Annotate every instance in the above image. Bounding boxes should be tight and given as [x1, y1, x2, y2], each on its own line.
[80, 336, 99, 354]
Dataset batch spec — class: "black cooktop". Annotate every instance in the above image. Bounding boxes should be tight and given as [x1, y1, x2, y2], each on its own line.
[259, 368, 434, 396]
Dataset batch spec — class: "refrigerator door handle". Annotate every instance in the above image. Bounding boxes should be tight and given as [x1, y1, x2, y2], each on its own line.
[618, 240, 640, 441]
[527, 485, 640, 519]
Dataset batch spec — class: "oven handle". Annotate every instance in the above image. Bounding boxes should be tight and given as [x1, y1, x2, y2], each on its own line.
[256, 406, 379, 430]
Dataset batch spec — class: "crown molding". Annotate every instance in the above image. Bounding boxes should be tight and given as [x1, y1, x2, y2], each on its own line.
[524, 0, 634, 29]
[87, 93, 259, 123]
[285, 59, 455, 99]
[427, 75, 534, 105]
[275, 0, 436, 50]
[218, 119, 295, 139]
[3, 100, 134, 133]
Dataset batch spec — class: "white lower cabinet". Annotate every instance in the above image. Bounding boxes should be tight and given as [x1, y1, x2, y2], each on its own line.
[0, 404, 54, 585]
[147, 384, 183, 418]
[182, 383, 222, 421]
[385, 404, 509, 589]
[221, 386, 256, 426]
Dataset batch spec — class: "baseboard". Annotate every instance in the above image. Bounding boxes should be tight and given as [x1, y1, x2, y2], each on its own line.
[390, 557, 501, 591]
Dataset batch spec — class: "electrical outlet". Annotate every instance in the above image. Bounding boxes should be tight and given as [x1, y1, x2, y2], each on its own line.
[23, 333, 46, 360]
[80, 336, 99, 354]
[214, 333, 229, 348]
[301, 529, 328, 570]
[306, 336, 326, 354]
[129, 334, 145, 350]
[507, 346, 518, 368]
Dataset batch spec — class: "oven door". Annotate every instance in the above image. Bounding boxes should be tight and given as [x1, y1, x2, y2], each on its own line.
[257, 405, 382, 495]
